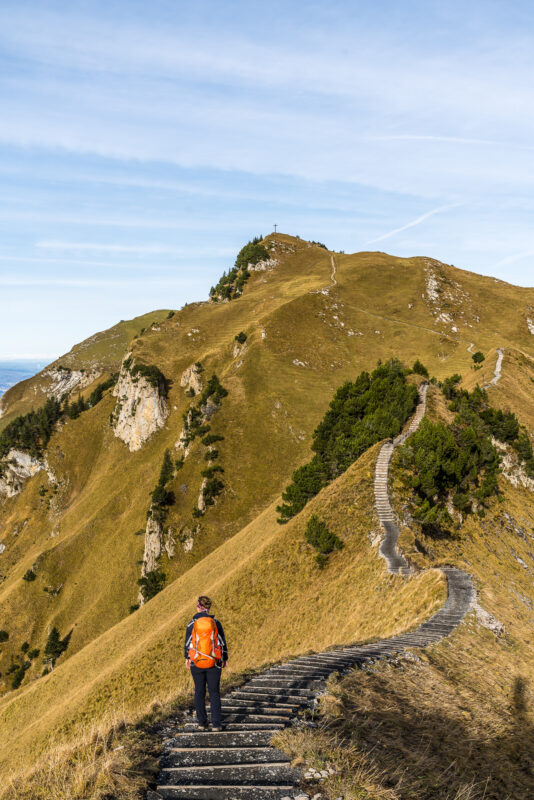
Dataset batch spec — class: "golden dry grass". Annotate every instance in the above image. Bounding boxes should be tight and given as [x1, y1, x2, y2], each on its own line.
[0, 445, 445, 787]
[0, 234, 533, 792]
[3, 711, 160, 800]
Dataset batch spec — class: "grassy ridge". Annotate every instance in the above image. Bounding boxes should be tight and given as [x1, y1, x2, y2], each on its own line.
[0, 234, 533, 788]
[0, 446, 444, 781]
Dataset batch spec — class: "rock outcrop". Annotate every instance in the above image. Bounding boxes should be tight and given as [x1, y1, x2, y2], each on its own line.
[197, 478, 208, 514]
[140, 516, 163, 576]
[43, 367, 102, 400]
[247, 257, 278, 272]
[112, 359, 168, 452]
[0, 450, 54, 497]
[180, 364, 203, 396]
[137, 515, 163, 605]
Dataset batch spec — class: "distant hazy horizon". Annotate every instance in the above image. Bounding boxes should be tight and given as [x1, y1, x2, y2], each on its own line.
[0, 360, 47, 397]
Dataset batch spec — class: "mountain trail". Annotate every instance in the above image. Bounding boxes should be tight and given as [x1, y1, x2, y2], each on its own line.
[329, 254, 337, 287]
[148, 384, 474, 800]
[483, 347, 504, 389]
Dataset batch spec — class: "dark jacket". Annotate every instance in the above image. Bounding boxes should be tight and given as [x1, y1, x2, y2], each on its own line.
[184, 611, 228, 662]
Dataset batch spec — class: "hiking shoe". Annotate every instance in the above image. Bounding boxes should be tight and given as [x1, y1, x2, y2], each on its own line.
[194, 722, 209, 730]
[212, 725, 225, 732]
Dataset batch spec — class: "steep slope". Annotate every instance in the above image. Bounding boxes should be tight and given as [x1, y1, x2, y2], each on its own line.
[0, 234, 533, 792]
[0, 444, 445, 780]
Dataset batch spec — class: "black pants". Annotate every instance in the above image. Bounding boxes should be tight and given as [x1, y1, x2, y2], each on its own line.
[190, 664, 222, 727]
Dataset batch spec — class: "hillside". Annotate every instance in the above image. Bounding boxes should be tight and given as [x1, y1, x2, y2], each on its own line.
[0, 234, 533, 795]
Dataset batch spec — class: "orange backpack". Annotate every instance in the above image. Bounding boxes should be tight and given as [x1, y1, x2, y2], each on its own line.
[188, 616, 222, 668]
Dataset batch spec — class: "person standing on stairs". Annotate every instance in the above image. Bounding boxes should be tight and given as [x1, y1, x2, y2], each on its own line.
[185, 595, 228, 731]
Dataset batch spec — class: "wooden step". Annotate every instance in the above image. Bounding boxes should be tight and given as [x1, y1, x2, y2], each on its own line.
[159, 761, 300, 785]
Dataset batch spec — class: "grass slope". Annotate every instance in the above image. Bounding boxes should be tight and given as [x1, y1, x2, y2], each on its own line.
[276, 386, 534, 800]
[0, 445, 444, 782]
[0, 234, 533, 787]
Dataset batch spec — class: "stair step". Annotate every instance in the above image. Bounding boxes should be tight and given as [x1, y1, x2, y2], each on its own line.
[171, 731, 277, 748]
[163, 747, 291, 767]
[211, 713, 290, 723]
[242, 686, 316, 697]
[156, 785, 297, 799]
[160, 762, 300, 785]
[220, 704, 293, 715]
[230, 693, 309, 707]
[183, 723, 286, 732]
[224, 698, 299, 709]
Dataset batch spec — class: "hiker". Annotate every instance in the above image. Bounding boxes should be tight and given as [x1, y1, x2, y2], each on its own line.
[185, 595, 228, 731]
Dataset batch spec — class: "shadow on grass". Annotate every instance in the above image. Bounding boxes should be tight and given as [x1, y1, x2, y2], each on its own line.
[331, 673, 534, 799]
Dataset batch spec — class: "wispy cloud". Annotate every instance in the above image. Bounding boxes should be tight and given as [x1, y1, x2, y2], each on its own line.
[367, 203, 462, 245]
[35, 241, 234, 257]
[491, 249, 534, 268]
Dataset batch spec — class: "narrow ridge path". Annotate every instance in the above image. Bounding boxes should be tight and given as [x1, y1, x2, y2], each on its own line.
[148, 383, 474, 800]
[329, 254, 337, 286]
[483, 347, 504, 388]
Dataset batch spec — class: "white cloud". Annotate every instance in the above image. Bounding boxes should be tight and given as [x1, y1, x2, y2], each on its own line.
[367, 203, 462, 244]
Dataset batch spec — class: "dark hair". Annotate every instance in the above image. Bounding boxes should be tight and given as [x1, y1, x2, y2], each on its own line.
[198, 595, 212, 610]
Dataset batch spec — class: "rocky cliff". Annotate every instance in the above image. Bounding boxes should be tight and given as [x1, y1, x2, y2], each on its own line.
[0, 450, 54, 497]
[111, 359, 168, 451]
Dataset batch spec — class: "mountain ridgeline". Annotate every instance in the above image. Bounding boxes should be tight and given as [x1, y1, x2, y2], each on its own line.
[0, 233, 533, 798]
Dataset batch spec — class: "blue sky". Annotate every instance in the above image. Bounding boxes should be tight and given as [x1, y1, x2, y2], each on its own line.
[0, 0, 533, 359]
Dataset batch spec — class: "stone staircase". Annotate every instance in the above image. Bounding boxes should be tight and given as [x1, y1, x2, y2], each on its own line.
[376, 382, 428, 575]
[148, 381, 474, 800]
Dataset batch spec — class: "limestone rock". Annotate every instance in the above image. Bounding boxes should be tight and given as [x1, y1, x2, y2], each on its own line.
[180, 364, 203, 396]
[138, 515, 163, 605]
[140, 516, 163, 577]
[197, 478, 208, 514]
[233, 340, 248, 359]
[43, 367, 102, 400]
[492, 438, 534, 491]
[248, 257, 278, 272]
[112, 361, 168, 452]
[473, 601, 505, 636]
[0, 450, 54, 497]
[164, 528, 176, 558]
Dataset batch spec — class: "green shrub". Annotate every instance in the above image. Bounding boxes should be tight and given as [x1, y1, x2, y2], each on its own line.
[28, 648, 40, 660]
[413, 359, 429, 377]
[210, 236, 266, 301]
[128, 362, 170, 396]
[201, 465, 224, 478]
[472, 351, 485, 364]
[44, 626, 70, 665]
[305, 515, 343, 568]
[20, 642, 29, 653]
[0, 397, 62, 459]
[11, 663, 30, 690]
[277, 360, 418, 521]
[200, 374, 228, 406]
[202, 477, 224, 506]
[158, 449, 174, 486]
[138, 570, 166, 602]
[201, 434, 224, 447]
[234, 331, 247, 344]
[398, 413, 500, 536]
[22, 570, 36, 582]
[87, 376, 117, 407]
[0, 630, 9, 643]
[167, 310, 175, 318]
